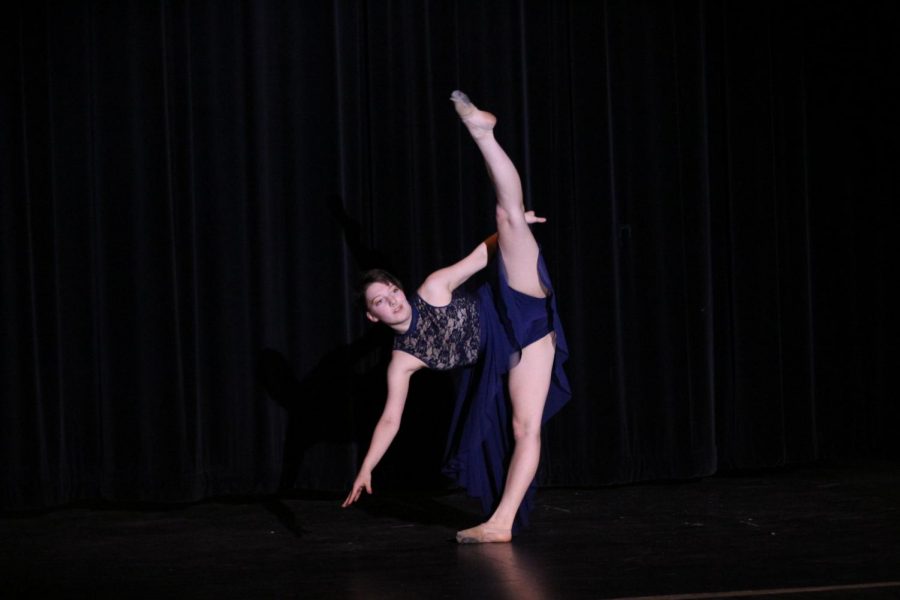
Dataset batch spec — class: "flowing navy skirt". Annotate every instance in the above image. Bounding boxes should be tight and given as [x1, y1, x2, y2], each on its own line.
[442, 251, 571, 531]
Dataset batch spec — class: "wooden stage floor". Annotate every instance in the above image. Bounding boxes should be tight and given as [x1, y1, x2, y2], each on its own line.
[2, 460, 899, 599]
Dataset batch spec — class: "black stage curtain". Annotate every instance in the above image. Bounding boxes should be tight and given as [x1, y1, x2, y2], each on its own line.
[1, 1, 895, 510]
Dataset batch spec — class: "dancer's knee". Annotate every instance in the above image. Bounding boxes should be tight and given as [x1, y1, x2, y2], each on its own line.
[495, 204, 527, 231]
[512, 417, 542, 444]
[495, 205, 512, 229]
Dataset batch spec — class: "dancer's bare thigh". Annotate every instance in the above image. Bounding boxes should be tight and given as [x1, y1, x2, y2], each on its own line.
[508, 333, 555, 426]
[497, 212, 545, 298]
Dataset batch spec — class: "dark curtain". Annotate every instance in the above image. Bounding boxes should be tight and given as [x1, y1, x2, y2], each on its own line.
[1, 1, 895, 510]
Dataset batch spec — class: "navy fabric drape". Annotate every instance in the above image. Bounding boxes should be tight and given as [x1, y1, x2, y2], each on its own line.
[1, 0, 895, 509]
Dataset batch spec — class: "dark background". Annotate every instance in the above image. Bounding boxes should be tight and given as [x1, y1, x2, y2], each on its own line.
[1, 0, 895, 511]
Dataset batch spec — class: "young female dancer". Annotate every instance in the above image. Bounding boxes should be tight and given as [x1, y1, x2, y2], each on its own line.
[342, 91, 570, 543]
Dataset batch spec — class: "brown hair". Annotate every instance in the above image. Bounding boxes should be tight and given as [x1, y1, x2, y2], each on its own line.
[355, 269, 403, 310]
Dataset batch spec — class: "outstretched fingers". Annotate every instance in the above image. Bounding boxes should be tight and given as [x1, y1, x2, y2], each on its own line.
[341, 476, 373, 507]
[524, 210, 546, 224]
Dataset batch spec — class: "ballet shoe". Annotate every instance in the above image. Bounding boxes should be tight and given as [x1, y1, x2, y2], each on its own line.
[449, 90, 496, 135]
[455, 523, 512, 544]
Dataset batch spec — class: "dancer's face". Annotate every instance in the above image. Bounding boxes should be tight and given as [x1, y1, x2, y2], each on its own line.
[364, 281, 411, 329]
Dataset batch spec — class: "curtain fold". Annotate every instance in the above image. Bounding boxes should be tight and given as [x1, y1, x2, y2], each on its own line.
[1, 0, 894, 510]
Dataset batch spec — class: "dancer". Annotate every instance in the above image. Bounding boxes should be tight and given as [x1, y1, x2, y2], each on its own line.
[342, 91, 570, 543]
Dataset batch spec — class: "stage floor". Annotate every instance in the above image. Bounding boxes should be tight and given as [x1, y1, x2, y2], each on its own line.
[3, 461, 899, 599]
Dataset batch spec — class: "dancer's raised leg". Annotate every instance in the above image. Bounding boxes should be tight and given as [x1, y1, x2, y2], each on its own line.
[452, 91, 556, 544]
[450, 91, 544, 298]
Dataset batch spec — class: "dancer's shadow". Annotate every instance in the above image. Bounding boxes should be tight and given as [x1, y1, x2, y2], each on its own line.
[257, 196, 470, 534]
[258, 341, 471, 532]
[356, 489, 482, 534]
[256, 330, 387, 537]
[258, 329, 391, 491]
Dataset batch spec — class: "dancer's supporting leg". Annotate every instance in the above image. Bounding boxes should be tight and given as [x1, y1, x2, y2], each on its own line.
[451, 91, 556, 543]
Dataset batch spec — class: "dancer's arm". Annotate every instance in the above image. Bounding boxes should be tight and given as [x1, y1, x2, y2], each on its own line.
[342, 351, 422, 507]
[419, 211, 545, 305]
[418, 234, 496, 305]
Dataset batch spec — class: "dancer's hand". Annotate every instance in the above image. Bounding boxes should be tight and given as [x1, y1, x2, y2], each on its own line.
[342, 470, 373, 507]
[524, 211, 546, 224]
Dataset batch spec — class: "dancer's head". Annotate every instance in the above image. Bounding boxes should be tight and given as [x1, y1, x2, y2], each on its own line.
[357, 269, 411, 328]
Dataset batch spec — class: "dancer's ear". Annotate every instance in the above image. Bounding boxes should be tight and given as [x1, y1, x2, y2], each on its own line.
[365, 311, 379, 323]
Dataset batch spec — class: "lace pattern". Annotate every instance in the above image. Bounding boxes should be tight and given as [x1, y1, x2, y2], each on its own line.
[393, 293, 481, 370]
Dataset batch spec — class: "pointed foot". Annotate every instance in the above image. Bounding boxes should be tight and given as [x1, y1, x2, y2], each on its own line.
[449, 90, 496, 135]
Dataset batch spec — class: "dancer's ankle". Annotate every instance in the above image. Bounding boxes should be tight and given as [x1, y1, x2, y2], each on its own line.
[483, 514, 513, 532]
[450, 90, 496, 138]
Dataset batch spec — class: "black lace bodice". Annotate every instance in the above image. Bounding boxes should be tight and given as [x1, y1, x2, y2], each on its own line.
[393, 293, 481, 370]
